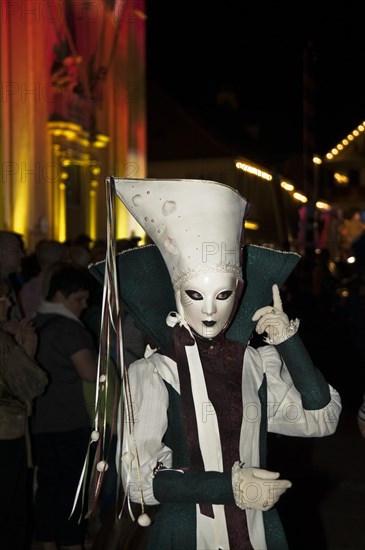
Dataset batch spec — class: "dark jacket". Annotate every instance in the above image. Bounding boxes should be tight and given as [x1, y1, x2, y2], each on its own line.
[0, 328, 47, 439]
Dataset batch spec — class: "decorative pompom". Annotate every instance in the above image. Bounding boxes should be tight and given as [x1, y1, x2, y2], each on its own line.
[91, 430, 100, 442]
[137, 513, 151, 527]
[99, 374, 107, 383]
[96, 460, 109, 472]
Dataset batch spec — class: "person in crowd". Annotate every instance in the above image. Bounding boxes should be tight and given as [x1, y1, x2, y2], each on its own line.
[116, 236, 141, 253]
[0, 230, 25, 318]
[338, 207, 365, 259]
[72, 234, 93, 252]
[19, 247, 40, 286]
[69, 245, 92, 270]
[0, 278, 48, 550]
[102, 177, 342, 550]
[31, 262, 97, 550]
[89, 240, 107, 264]
[18, 239, 68, 319]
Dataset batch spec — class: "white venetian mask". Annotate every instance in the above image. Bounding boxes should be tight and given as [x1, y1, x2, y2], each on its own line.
[175, 272, 238, 339]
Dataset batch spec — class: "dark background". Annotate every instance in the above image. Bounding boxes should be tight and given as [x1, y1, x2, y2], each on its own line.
[146, 2, 365, 157]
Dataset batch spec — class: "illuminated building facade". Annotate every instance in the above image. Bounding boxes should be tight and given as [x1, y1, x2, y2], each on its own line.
[0, 0, 146, 248]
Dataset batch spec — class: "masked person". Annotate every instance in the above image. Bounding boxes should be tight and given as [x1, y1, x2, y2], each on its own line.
[91, 177, 342, 550]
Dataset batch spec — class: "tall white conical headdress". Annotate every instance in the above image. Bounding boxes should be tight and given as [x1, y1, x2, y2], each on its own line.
[113, 178, 248, 289]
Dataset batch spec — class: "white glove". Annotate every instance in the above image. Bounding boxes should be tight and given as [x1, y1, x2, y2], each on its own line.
[252, 284, 300, 345]
[232, 462, 292, 511]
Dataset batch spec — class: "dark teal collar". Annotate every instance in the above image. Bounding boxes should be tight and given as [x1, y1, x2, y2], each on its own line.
[89, 244, 300, 349]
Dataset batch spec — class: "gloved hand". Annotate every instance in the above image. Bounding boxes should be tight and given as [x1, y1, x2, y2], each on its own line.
[232, 461, 292, 511]
[252, 284, 300, 345]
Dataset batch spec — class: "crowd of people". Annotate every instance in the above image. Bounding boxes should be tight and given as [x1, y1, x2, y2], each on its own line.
[0, 230, 146, 550]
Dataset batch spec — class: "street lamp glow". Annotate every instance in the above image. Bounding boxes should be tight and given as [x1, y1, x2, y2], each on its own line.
[293, 192, 308, 203]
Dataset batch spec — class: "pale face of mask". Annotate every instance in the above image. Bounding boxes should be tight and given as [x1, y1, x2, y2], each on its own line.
[175, 272, 238, 339]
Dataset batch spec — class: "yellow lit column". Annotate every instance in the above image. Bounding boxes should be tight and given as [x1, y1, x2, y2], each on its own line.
[58, 181, 67, 243]
[51, 144, 61, 241]
[88, 180, 98, 241]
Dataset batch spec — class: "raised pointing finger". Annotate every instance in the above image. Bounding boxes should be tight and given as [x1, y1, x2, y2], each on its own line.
[272, 284, 283, 312]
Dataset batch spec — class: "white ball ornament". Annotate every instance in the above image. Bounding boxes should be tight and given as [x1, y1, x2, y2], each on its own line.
[99, 374, 107, 383]
[96, 460, 109, 472]
[91, 430, 100, 442]
[137, 513, 151, 527]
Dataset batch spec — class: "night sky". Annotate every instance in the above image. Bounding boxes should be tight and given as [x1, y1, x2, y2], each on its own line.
[145, 2, 365, 157]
